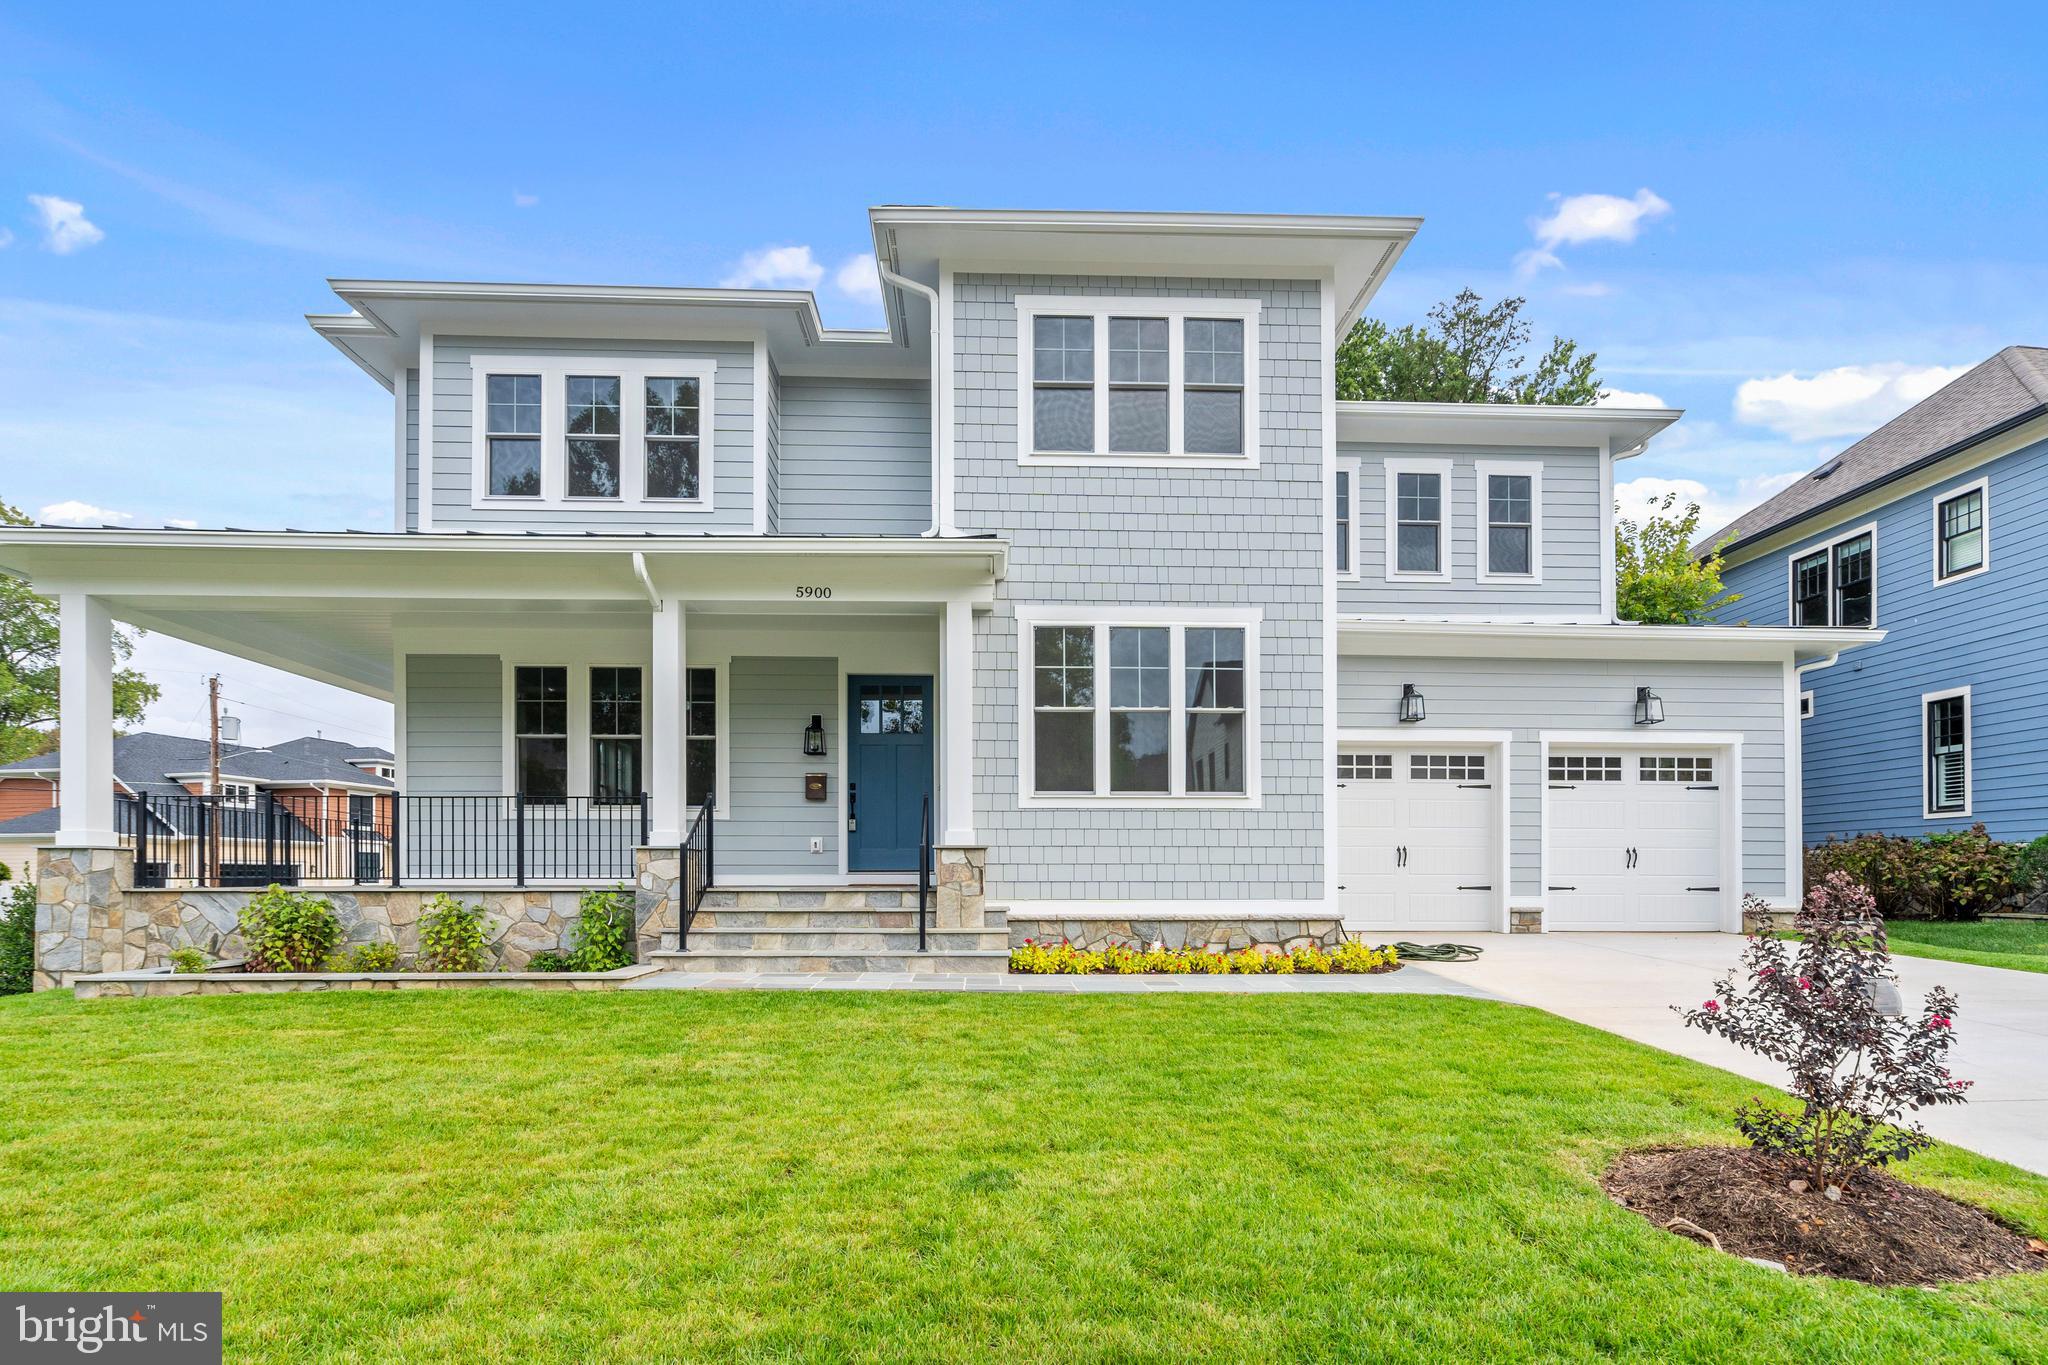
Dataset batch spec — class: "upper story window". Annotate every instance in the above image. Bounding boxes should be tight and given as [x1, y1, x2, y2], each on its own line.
[1924, 688, 1970, 818]
[1934, 479, 1989, 583]
[1336, 459, 1360, 578]
[471, 356, 716, 511]
[1384, 458, 1451, 581]
[1018, 609, 1261, 807]
[1787, 523, 1877, 628]
[1476, 461, 1542, 581]
[1014, 296, 1261, 467]
[210, 779, 257, 808]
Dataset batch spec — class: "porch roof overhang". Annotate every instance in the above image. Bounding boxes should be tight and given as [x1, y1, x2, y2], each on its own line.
[1338, 617, 1883, 665]
[0, 528, 1008, 702]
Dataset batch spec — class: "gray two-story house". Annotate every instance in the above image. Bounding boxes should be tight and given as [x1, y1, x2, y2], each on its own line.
[3, 206, 1872, 986]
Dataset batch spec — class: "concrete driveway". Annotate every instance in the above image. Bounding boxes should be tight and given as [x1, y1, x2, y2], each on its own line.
[1401, 933, 2048, 1177]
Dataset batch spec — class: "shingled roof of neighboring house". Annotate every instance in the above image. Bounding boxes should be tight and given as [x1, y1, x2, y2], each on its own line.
[0, 730, 395, 793]
[1703, 346, 2048, 555]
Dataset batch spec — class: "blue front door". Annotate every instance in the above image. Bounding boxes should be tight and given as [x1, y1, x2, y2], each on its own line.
[847, 675, 934, 873]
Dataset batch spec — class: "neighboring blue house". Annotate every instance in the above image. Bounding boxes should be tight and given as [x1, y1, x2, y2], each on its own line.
[1706, 346, 2048, 844]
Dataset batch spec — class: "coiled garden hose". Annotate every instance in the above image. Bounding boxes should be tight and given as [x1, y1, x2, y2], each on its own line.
[1388, 941, 1484, 963]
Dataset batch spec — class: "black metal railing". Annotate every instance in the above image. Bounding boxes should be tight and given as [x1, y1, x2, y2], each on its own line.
[916, 793, 933, 953]
[677, 795, 715, 951]
[125, 791, 648, 889]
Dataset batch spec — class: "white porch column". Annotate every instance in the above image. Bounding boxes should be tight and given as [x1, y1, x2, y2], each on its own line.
[940, 597, 977, 846]
[647, 598, 689, 844]
[56, 593, 119, 846]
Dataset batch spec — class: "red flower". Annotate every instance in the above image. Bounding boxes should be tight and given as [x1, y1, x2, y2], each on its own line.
[1928, 1014, 1953, 1030]
[1797, 977, 1812, 990]
[1702, 1000, 1720, 1012]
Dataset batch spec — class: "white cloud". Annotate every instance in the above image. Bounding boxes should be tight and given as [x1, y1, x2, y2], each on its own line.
[1558, 280, 1614, 298]
[1533, 189, 1671, 249]
[1616, 468, 1815, 542]
[26, 194, 104, 253]
[39, 499, 132, 525]
[1513, 247, 1563, 279]
[1734, 362, 1971, 440]
[833, 254, 883, 304]
[513, 192, 539, 208]
[0, 227, 13, 249]
[720, 244, 825, 291]
[164, 517, 198, 528]
[1596, 387, 1667, 409]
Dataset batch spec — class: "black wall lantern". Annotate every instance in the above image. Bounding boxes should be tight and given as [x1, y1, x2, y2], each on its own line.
[804, 714, 827, 756]
[1634, 687, 1665, 727]
[1399, 683, 1426, 724]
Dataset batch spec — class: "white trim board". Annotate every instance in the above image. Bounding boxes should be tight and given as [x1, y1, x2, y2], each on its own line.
[999, 899, 1335, 921]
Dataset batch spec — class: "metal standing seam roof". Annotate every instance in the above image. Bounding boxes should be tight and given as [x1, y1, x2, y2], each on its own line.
[1702, 346, 2048, 555]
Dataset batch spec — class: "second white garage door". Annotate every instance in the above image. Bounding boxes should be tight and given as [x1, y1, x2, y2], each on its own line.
[1336, 748, 1497, 931]
[1547, 750, 1725, 931]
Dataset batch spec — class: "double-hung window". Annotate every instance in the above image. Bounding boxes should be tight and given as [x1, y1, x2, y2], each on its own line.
[1385, 459, 1451, 579]
[1476, 461, 1541, 580]
[1934, 480, 1988, 582]
[471, 357, 716, 510]
[1924, 689, 1970, 818]
[1787, 524, 1877, 627]
[590, 666, 642, 805]
[1335, 459, 1359, 578]
[1021, 612, 1260, 805]
[1016, 296, 1261, 464]
[514, 666, 569, 801]
[686, 667, 717, 809]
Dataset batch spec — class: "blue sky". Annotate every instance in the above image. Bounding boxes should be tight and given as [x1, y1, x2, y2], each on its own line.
[3, 1, 2045, 744]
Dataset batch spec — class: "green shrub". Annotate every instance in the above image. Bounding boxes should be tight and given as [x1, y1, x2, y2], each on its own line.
[416, 894, 492, 972]
[239, 886, 344, 973]
[168, 947, 208, 975]
[527, 950, 573, 973]
[1290, 943, 1333, 974]
[0, 883, 34, 995]
[1806, 825, 2028, 922]
[345, 942, 400, 973]
[567, 885, 635, 971]
[2017, 835, 2048, 900]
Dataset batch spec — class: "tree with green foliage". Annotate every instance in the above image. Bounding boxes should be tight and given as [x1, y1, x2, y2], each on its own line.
[0, 499, 159, 763]
[1615, 492, 1739, 624]
[1335, 288, 1602, 405]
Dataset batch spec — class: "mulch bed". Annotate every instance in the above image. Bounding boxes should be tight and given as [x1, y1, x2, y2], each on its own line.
[1604, 1145, 2047, 1286]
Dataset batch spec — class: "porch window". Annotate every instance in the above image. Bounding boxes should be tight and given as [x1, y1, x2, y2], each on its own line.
[1024, 616, 1258, 803]
[590, 666, 642, 805]
[686, 667, 716, 808]
[565, 376, 622, 498]
[644, 378, 702, 501]
[485, 374, 542, 496]
[514, 665, 569, 800]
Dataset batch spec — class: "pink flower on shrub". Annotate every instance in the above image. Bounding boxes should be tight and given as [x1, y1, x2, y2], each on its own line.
[1702, 1000, 1720, 1013]
[1928, 1014, 1952, 1030]
[1797, 977, 1812, 990]
[1758, 966, 1775, 978]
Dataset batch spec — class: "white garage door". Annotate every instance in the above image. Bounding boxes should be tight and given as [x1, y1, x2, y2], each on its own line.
[1547, 751, 1724, 931]
[1337, 748, 1496, 931]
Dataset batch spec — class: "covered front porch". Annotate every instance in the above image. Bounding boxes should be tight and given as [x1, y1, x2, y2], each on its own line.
[3, 528, 1005, 900]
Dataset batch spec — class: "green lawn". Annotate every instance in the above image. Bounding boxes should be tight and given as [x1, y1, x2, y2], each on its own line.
[4, 990, 2047, 1362]
[1887, 918, 2048, 975]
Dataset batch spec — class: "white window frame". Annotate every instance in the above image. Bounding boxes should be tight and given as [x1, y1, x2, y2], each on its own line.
[1921, 685, 1972, 820]
[1013, 605, 1262, 809]
[1931, 477, 1991, 586]
[1336, 456, 1361, 580]
[1799, 690, 1814, 720]
[1013, 296, 1262, 468]
[469, 355, 717, 512]
[1784, 521, 1878, 628]
[209, 779, 257, 808]
[1384, 457, 1454, 582]
[1474, 459, 1544, 583]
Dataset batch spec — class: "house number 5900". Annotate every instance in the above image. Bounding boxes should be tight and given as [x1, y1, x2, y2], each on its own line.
[796, 586, 832, 600]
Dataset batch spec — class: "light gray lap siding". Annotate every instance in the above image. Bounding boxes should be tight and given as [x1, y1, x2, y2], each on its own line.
[723, 656, 839, 875]
[404, 368, 420, 532]
[1340, 443, 1604, 617]
[763, 352, 782, 534]
[777, 377, 932, 535]
[429, 336, 754, 532]
[954, 273, 1325, 904]
[403, 654, 502, 794]
[1337, 655, 1788, 899]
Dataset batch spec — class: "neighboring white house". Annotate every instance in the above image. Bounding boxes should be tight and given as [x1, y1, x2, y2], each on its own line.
[0, 205, 1875, 978]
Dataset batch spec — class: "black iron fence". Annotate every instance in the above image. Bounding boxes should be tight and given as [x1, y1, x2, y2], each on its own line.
[125, 792, 649, 889]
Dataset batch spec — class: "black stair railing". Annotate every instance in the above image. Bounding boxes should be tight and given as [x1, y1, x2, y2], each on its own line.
[916, 794, 933, 953]
[678, 795, 715, 952]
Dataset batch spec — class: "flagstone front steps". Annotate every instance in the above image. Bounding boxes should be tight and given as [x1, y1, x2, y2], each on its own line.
[648, 888, 1011, 975]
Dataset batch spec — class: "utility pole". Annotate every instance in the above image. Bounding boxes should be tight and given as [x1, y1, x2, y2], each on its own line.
[208, 675, 222, 879]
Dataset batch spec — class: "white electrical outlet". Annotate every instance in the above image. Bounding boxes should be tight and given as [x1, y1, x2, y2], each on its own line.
[809, 836, 824, 854]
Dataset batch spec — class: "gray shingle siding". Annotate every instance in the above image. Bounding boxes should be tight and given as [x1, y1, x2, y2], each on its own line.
[1338, 655, 1788, 900]
[1340, 442, 1604, 617]
[777, 377, 932, 536]
[953, 273, 1326, 903]
[428, 336, 754, 532]
[403, 655, 501, 794]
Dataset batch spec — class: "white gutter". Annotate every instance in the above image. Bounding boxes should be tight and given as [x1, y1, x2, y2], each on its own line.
[877, 263, 943, 538]
[1795, 649, 1842, 678]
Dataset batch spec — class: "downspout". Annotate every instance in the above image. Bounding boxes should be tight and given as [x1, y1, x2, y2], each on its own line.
[1796, 650, 1841, 679]
[877, 263, 943, 538]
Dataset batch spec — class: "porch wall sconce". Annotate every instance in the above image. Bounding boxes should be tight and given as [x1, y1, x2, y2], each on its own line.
[803, 714, 827, 756]
[1398, 683, 1426, 724]
[1635, 687, 1665, 727]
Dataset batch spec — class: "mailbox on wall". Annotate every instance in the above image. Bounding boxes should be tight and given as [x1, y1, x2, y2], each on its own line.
[804, 772, 828, 802]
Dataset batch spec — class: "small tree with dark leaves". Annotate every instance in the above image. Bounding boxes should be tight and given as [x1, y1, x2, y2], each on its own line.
[1679, 874, 1970, 1190]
